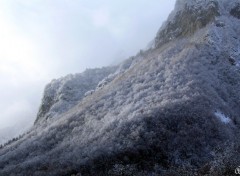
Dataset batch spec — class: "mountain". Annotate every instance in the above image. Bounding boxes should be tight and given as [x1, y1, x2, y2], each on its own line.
[1, 0, 240, 175]
[35, 67, 117, 124]
[0, 123, 31, 145]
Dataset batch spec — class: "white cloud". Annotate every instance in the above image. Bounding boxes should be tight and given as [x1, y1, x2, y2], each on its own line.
[0, 2, 49, 131]
[0, 0, 176, 138]
[91, 7, 110, 28]
[0, 100, 34, 128]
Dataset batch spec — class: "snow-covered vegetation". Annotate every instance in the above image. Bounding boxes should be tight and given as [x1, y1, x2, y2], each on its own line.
[1, 0, 240, 175]
[35, 67, 117, 124]
[214, 111, 231, 124]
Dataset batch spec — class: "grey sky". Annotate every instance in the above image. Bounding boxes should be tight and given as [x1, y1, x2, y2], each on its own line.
[0, 0, 175, 131]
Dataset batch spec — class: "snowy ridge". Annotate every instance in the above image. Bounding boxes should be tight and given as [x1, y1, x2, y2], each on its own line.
[154, 0, 240, 48]
[1, 0, 240, 175]
[175, 0, 239, 14]
[35, 66, 117, 124]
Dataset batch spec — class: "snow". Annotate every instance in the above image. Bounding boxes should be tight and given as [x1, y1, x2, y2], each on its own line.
[1, 0, 240, 175]
[84, 90, 95, 97]
[35, 66, 117, 123]
[237, 61, 240, 67]
[214, 111, 231, 124]
[175, 0, 239, 12]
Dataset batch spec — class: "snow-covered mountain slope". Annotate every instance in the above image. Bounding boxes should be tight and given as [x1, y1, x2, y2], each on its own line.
[1, 0, 240, 175]
[35, 67, 117, 124]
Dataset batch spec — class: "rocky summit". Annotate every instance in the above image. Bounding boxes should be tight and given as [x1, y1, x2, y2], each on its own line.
[1, 0, 240, 175]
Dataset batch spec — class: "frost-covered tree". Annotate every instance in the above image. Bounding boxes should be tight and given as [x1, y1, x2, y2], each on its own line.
[1, 0, 240, 175]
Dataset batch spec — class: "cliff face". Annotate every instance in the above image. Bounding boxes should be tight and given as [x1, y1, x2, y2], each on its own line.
[155, 0, 220, 48]
[1, 0, 240, 175]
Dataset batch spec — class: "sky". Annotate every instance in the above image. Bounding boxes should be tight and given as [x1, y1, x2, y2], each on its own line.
[0, 0, 176, 137]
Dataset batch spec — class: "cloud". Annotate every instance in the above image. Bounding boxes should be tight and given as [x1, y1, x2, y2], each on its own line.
[0, 0, 176, 137]
[0, 100, 34, 128]
[0, 3, 48, 131]
[91, 7, 110, 28]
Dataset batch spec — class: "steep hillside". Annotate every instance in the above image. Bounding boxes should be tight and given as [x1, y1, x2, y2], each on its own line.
[35, 67, 117, 124]
[1, 0, 240, 175]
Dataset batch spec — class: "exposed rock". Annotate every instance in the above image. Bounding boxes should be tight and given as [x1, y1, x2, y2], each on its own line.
[155, 0, 219, 48]
[230, 4, 240, 19]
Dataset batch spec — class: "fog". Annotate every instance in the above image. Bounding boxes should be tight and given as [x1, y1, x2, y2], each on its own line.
[0, 0, 175, 143]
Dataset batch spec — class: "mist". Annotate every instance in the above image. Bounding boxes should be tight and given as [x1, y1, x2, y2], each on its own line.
[0, 0, 176, 144]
